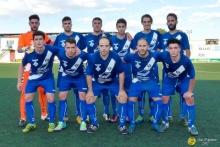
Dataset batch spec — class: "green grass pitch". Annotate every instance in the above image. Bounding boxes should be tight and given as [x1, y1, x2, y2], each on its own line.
[0, 63, 219, 147]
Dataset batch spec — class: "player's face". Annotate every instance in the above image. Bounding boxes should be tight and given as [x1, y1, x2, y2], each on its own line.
[167, 16, 178, 31]
[65, 42, 77, 58]
[168, 43, 180, 57]
[98, 38, 111, 58]
[116, 23, 126, 35]
[33, 35, 44, 48]
[141, 17, 152, 31]
[29, 19, 40, 31]
[137, 39, 149, 56]
[62, 20, 72, 32]
[92, 20, 102, 33]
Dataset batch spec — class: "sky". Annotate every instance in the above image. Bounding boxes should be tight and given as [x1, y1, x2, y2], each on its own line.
[0, 0, 220, 40]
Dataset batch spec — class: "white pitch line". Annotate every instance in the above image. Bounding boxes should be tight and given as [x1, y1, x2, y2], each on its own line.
[195, 70, 220, 74]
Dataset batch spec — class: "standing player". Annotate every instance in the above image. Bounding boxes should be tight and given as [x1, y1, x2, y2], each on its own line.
[17, 14, 53, 127]
[158, 13, 191, 126]
[124, 38, 164, 133]
[84, 17, 113, 121]
[53, 16, 86, 124]
[17, 31, 59, 133]
[158, 38, 198, 136]
[54, 37, 89, 131]
[132, 14, 161, 124]
[86, 37, 128, 134]
[110, 18, 132, 122]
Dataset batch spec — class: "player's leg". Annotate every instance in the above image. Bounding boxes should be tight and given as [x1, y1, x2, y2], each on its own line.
[102, 89, 111, 122]
[38, 86, 48, 120]
[74, 88, 81, 124]
[110, 92, 118, 122]
[179, 94, 188, 126]
[136, 92, 145, 124]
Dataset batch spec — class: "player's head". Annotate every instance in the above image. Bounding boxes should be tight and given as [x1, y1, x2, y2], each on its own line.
[137, 38, 149, 57]
[62, 16, 72, 33]
[141, 14, 153, 31]
[166, 13, 178, 31]
[29, 14, 40, 32]
[92, 17, 102, 33]
[98, 36, 111, 58]
[167, 38, 181, 57]
[33, 31, 45, 48]
[65, 37, 77, 58]
[116, 18, 127, 35]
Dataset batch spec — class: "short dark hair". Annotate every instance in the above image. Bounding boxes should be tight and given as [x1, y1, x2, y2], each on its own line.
[65, 37, 76, 44]
[33, 30, 45, 40]
[167, 38, 180, 46]
[93, 17, 102, 23]
[98, 36, 111, 45]
[62, 16, 71, 22]
[141, 14, 153, 23]
[116, 18, 127, 26]
[29, 14, 40, 21]
[167, 13, 178, 20]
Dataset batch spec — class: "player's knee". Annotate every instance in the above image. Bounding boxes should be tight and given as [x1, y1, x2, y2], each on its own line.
[185, 97, 194, 105]
[162, 96, 170, 104]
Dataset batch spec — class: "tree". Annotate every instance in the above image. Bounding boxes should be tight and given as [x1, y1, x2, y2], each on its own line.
[157, 28, 167, 34]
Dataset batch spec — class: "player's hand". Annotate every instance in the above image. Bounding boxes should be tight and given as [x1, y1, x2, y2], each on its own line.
[126, 32, 133, 41]
[17, 82, 22, 92]
[131, 49, 138, 54]
[183, 91, 193, 99]
[118, 90, 127, 103]
[22, 46, 35, 54]
[86, 91, 95, 104]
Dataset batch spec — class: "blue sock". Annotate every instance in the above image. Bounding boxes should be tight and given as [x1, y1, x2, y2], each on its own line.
[86, 103, 98, 125]
[102, 90, 110, 114]
[59, 100, 67, 122]
[153, 100, 163, 126]
[110, 94, 117, 115]
[48, 101, 56, 123]
[74, 89, 80, 117]
[25, 101, 35, 124]
[168, 96, 172, 117]
[118, 103, 127, 127]
[180, 95, 187, 118]
[127, 100, 136, 126]
[80, 100, 86, 122]
[163, 103, 169, 123]
[149, 97, 155, 117]
[186, 105, 195, 127]
[138, 92, 145, 117]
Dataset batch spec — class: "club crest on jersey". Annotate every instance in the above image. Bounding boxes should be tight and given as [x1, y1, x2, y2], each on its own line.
[89, 40, 94, 47]
[135, 61, 141, 68]
[95, 64, 101, 71]
[113, 44, 118, 50]
[163, 39, 168, 45]
[61, 40, 65, 47]
[62, 60, 68, 67]
[32, 59, 38, 67]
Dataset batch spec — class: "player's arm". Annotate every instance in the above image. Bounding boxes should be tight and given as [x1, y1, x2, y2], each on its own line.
[183, 78, 195, 99]
[45, 33, 53, 45]
[17, 63, 24, 91]
[17, 35, 27, 53]
[185, 50, 191, 58]
[118, 72, 127, 102]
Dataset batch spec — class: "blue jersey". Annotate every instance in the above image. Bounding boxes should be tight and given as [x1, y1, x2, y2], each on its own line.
[123, 52, 157, 81]
[86, 50, 124, 84]
[159, 32, 190, 54]
[132, 30, 161, 52]
[22, 45, 60, 80]
[57, 50, 89, 78]
[155, 52, 195, 80]
[53, 32, 86, 50]
[84, 33, 111, 54]
[110, 35, 132, 58]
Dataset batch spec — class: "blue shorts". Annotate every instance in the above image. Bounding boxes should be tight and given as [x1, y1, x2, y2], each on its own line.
[25, 77, 55, 94]
[128, 78, 162, 98]
[93, 80, 119, 97]
[124, 63, 132, 90]
[59, 75, 87, 92]
[162, 76, 193, 96]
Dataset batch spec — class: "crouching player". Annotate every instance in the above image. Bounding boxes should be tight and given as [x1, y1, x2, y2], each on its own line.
[86, 37, 128, 134]
[123, 38, 164, 133]
[158, 38, 198, 135]
[54, 37, 89, 131]
[17, 31, 60, 133]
